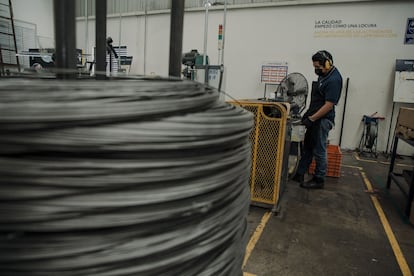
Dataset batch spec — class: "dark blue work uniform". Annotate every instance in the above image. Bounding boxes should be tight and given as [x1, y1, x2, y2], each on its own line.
[297, 67, 343, 179]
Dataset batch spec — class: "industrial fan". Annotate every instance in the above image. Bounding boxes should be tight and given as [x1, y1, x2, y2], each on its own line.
[274, 72, 309, 119]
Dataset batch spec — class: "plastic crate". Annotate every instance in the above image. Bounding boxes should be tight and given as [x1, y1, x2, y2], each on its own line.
[308, 144, 342, 177]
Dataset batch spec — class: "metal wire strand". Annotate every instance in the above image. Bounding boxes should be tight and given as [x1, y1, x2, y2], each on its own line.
[0, 78, 253, 276]
[0, 78, 218, 132]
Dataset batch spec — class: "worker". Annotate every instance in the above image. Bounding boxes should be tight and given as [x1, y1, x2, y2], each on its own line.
[292, 50, 343, 189]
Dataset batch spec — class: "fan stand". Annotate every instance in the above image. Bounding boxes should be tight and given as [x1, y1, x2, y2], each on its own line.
[262, 83, 279, 99]
[274, 72, 309, 179]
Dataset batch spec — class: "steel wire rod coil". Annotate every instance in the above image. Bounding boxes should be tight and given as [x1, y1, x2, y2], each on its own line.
[0, 78, 254, 276]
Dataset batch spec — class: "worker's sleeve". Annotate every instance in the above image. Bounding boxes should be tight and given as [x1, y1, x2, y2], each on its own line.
[324, 78, 342, 105]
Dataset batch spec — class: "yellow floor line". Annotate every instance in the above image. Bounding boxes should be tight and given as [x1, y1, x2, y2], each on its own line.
[342, 164, 363, 170]
[354, 152, 413, 167]
[243, 211, 272, 269]
[379, 161, 414, 168]
[360, 171, 412, 276]
[243, 272, 257, 276]
[353, 152, 377, 163]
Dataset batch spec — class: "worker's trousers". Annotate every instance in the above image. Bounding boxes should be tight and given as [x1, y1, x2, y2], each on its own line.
[296, 118, 333, 179]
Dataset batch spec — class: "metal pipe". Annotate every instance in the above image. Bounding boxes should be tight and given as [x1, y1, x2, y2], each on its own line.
[144, 0, 148, 75]
[203, 1, 210, 66]
[118, 0, 122, 72]
[339, 77, 349, 147]
[221, 0, 227, 65]
[84, 0, 89, 63]
[53, 0, 76, 78]
[9, 0, 20, 72]
[386, 102, 396, 155]
[95, 0, 107, 79]
[168, 0, 185, 78]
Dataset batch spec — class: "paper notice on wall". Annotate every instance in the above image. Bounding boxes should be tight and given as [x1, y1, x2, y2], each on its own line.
[393, 71, 414, 103]
[261, 62, 288, 84]
[393, 60, 414, 103]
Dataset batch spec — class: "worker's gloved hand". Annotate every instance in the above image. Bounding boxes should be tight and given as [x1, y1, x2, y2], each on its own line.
[301, 117, 314, 128]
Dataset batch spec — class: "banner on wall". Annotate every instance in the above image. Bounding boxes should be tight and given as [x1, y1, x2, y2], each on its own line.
[313, 19, 398, 38]
[404, 18, 414, 45]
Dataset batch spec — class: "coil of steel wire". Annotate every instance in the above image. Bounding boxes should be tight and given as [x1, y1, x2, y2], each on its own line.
[0, 77, 253, 276]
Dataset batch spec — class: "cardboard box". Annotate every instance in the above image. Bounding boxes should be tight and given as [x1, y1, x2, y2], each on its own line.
[397, 107, 414, 130]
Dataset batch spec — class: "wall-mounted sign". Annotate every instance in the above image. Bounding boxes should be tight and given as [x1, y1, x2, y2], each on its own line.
[313, 18, 397, 39]
[404, 18, 414, 45]
[260, 62, 288, 84]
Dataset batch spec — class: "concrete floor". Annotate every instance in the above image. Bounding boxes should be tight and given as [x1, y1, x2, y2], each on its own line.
[243, 151, 414, 276]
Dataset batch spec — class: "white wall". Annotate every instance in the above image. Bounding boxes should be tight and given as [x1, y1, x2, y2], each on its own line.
[12, 0, 54, 48]
[76, 1, 414, 154]
[200, 2, 414, 155]
[12, 1, 414, 155]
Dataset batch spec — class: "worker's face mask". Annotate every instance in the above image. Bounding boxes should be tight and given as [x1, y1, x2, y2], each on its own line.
[314, 68, 324, 76]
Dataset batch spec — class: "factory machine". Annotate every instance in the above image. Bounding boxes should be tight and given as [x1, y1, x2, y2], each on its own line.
[182, 49, 222, 92]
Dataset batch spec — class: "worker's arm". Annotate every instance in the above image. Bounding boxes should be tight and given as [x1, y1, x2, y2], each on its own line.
[309, 101, 335, 121]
